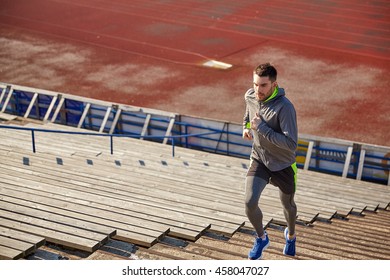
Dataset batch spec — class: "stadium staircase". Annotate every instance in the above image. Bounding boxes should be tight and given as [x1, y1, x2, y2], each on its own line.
[0, 115, 389, 260]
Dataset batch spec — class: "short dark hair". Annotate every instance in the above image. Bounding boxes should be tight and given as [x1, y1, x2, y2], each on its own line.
[254, 63, 277, 82]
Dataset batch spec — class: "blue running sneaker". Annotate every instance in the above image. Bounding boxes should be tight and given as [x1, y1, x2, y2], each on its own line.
[283, 228, 296, 256]
[248, 232, 270, 260]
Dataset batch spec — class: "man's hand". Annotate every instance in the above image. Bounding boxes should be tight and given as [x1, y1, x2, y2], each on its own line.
[242, 128, 253, 140]
[250, 113, 262, 130]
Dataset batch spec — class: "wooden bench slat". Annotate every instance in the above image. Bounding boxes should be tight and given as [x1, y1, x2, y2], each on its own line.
[0, 244, 23, 260]
[0, 225, 46, 247]
[0, 235, 36, 256]
[0, 216, 100, 253]
[0, 187, 169, 247]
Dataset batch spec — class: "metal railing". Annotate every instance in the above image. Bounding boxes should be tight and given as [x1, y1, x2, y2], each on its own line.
[0, 124, 219, 157]
[1, 82, 389, 185]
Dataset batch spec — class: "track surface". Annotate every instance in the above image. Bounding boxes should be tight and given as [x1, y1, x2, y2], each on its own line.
[0, 0, 389, 146]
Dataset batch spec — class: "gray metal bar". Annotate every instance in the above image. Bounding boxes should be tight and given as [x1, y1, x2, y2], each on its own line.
[1, 86, 14, 113]
[24, 92, 38, 118]
[99, 107, 112, 133]
[51, 96, 65, 123]
[77, 103, 91, 128]
[163, 117, 175, 145]
[356, 149, 366, 180]
[140, 114, 151, 140]
[43, 96, 58, 122]
[342, 146, 353, 178]
[109, 108, 122, 134]
[304, 141, 314, 170]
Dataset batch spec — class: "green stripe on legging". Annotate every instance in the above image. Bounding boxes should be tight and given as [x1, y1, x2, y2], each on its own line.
[291, 162, 297, 191]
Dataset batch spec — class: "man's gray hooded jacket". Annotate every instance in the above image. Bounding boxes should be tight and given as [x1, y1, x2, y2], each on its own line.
[243, 87, 298, 171]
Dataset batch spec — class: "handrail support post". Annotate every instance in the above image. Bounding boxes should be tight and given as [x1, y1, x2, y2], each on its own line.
[110, 135, 114, 155]
[172, 137, 175, 157]
[31, 130, 36, 153]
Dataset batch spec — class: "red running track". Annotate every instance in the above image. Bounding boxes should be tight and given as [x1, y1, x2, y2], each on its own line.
[0, 0, 389, 146]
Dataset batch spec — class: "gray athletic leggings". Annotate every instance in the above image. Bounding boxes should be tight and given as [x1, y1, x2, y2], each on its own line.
[245, 176, 297, 238]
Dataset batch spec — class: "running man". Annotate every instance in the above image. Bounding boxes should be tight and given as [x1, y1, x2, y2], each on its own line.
[242, 63, 298, 259]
